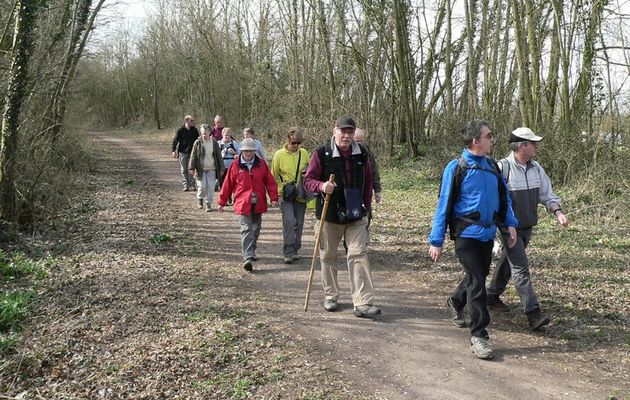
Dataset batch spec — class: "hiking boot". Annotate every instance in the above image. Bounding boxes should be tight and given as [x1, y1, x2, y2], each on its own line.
[198, 199, 204, 209]
[527, 308, 550, 330]
[354, 304, 381, 318]
[323, 299, 338, 312]
[470, 336, 494, 360]
[205, 204, 212, 212]
[487, 295, 510, 312]
[243, 259, 253, 272]
[292, 254, 300, 261]
[447, 298, 468, 328]
[283, 257, 293, 264]
[183, 186, 190, 192]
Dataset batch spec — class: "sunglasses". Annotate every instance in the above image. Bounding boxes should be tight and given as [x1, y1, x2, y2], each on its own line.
[290, 141, 302, 145]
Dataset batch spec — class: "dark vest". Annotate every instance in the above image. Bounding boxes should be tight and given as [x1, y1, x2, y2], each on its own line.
[315, 142, 368, 224]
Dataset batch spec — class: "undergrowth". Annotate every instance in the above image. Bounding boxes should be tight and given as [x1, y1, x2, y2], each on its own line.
[0, 250, 51, 352]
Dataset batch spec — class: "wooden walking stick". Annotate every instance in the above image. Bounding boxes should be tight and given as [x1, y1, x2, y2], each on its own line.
[304, 174, 335, 311]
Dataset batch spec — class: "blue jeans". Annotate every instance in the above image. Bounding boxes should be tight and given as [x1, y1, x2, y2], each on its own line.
[487, 227, 540, 313]
[450, 238, 494, 338]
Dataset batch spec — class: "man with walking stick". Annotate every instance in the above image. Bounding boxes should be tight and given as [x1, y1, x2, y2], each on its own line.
[303, 116, 380, 318]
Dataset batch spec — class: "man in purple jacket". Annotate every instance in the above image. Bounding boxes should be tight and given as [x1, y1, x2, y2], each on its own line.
[303, 116, 379, 318]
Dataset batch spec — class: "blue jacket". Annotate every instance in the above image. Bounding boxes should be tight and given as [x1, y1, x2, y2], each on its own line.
[428, 148, 518, 247]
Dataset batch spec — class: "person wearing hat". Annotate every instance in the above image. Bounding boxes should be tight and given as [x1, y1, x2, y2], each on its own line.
[428, 119, 518, 360]
[218, 137, 279, 271]
[486, 127, 569, 330]
[303, 116, 380, 318]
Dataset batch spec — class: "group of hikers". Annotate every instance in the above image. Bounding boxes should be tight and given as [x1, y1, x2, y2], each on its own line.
[171, 115, 570, 360]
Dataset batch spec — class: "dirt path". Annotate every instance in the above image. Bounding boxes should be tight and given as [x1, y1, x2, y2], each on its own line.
[5, 131, 626, 399]
[93, 133, 624, 399]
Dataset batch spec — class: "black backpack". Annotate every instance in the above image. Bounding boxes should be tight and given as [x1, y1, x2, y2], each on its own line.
[442, 156, 508, 240]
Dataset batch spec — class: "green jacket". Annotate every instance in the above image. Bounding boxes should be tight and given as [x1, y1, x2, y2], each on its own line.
[271, 145, 310, 198]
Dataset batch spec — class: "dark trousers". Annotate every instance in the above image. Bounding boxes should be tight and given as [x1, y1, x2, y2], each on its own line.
[450, 238, 494, 338]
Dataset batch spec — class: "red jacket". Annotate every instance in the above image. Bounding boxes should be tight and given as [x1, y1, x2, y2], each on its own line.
[218, 155, 278, 215]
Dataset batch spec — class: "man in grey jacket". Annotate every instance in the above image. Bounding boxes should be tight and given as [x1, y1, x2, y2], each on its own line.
[487, 127, 570, 330]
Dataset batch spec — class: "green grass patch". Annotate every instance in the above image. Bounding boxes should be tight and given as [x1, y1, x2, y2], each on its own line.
[228, 378, 255, 399]
[0, 250, 48, 282]
[0, 251, 53, 354]
[150, 233, 172, 244]
[0, 290, 32, 331]
[0, 332, 18, 352]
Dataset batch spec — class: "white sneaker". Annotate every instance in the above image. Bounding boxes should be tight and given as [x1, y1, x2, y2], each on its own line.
[470, 336, 493, 360]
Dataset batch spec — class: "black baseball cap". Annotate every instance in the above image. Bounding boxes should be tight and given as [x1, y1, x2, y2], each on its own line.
[335, 116, 356, 129]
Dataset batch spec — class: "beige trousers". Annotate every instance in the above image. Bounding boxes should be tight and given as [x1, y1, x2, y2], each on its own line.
[317, 216, 375, 306]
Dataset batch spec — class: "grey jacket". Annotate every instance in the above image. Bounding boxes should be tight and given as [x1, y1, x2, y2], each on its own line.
[498, 152, 562, 229]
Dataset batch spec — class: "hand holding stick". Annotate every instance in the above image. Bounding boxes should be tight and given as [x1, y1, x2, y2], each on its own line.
[304, 174, 335, 312]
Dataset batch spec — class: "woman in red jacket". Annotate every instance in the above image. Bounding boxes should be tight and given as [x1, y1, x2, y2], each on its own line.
[218, 138, 279, 271]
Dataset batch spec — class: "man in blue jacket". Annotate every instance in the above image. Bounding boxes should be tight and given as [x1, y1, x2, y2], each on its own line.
[428, 119, 518, 360]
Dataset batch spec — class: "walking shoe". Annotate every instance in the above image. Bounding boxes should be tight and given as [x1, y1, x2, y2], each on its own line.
[487, 295, 510, 312]
[470, 336, 494, 360]
[323, 299, 338, 312]
[292, 254, 300, 261]
[447, 298, 468, 328]
[353, 304, 381, 318]
[526, 308, 550, 330]
[205, 205, 212, 212]
[283, 257, 293, 264]
[243, 259, 253, 272]
[198, 199, 204, 209]
[183, 186, 190, 192]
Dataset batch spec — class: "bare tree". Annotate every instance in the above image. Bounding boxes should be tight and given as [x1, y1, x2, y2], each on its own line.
[1, 0, 39, 221]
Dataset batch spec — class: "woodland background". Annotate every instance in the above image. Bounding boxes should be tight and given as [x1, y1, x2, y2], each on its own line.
[1, 0, 630, 227]
[1, 2, 629, 396]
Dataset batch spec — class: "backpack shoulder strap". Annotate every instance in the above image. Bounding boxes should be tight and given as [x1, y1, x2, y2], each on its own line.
[486, 156, 508, 224]
[444, 156, 465, 224]
[498, 158, 510, 182]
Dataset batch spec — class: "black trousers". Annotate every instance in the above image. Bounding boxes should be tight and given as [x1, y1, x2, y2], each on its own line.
[450, 237, 494, 339]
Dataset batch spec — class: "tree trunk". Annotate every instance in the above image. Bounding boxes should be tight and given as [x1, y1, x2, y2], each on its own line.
[571, 0, 607, 125]
[0, 0, 39, 222]
[50, 0, 105, 143]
